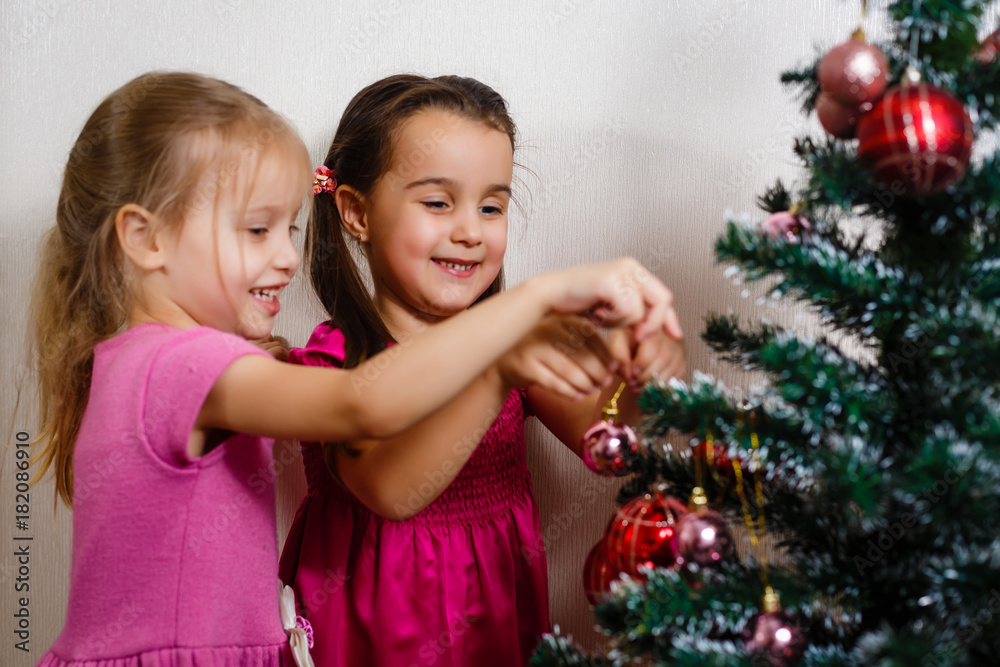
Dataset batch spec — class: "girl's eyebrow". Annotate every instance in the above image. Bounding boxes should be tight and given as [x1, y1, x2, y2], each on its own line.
[405, 177, 457, 189]
[405, 176, 512, 196]
[245, 204, 291, 217]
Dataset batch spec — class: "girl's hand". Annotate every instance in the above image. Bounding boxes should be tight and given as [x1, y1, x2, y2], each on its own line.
[252, 335, 291, 362]
[497, 315, 620, 399]
[608, 326, 686, 392]
[539, 258, 683, 343]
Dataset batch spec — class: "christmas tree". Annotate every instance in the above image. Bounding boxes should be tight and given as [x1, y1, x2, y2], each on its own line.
[534, 1, 1000, 666]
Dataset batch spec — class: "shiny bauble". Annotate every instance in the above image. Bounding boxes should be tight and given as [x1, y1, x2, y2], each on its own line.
[857, 82, 974, 196]
[605, 491, 688, 577]
[691, 440, 737, 474]
[816, 91, 863, 139]
[673, 509, 735, 568]
[818, 38, 888, 106]
[745, 611, 807, 667]
[760, 211, 811, 244]
[581, 420, 638, 476]
[582, 540, 622, 606]
[976, 29, 999, 64]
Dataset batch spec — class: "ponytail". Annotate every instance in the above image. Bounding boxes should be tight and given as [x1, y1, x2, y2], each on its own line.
[30, 213, 128, 506]
[306, 175, 393, 369]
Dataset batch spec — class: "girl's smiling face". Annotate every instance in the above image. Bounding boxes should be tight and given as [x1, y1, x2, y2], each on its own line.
[157, 144, 307, 340]
[361, 110, 512, 328]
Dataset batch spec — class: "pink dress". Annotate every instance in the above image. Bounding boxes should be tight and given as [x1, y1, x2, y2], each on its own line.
[37, 323, 291, 667]
[279, 323, 550, 666]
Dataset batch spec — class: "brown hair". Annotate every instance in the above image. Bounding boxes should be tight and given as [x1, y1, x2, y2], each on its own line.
[306, 74, 517, 368]
[30, 71, 309, 506]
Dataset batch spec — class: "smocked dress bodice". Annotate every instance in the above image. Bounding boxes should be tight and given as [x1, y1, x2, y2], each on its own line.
[299, 386, 531, 526]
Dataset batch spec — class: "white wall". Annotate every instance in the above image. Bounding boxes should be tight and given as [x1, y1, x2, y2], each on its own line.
[2, 0, 882, 663]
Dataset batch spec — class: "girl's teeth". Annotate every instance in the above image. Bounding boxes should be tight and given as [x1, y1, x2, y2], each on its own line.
[438, 261, 474, 270]
[253, 289, 276, 302]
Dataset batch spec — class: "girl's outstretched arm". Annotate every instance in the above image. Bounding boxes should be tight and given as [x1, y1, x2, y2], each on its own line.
[198, 258, 674, 445]
[334, 315, 618, 520]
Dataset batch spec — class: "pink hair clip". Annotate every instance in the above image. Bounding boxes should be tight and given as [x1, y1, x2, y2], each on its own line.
[313, 165, 338, 195]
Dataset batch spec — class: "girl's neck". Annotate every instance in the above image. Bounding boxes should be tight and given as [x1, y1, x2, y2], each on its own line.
[375, 289, 458, 341]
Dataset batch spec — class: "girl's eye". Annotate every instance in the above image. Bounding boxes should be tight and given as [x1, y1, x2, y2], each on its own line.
[479, 204, 504, 216]
[248, 227, 268, 237]
[422, 200, 448, 210]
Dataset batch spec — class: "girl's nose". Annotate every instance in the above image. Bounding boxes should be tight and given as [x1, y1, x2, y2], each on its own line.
[451, 208, 483, 246]
[276, 233, 301, 275]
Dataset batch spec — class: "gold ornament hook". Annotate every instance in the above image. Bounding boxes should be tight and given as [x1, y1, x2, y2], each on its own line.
[600, 382, 628, 422]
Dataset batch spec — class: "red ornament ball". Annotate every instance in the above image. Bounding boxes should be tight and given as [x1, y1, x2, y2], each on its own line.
[673, 509, 735, 568]
[605, 491, 688, 577]
[818, 38, 888, 107]
[857, 83, 974, 195]
[582, 540, 622, 606]
[581, 420, 638, 476]
[692, 440, 732, 466]
[816, 91, 862, 139]
[745, 611, 807, 667]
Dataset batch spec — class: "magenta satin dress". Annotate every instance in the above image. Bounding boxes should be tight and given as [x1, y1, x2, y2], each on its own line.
[279, 323, 551, 666]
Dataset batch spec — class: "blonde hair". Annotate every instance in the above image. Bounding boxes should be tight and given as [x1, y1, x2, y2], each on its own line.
[30, 71, 309, 506]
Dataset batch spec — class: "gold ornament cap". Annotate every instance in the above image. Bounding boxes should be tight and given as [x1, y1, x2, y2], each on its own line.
[762, 586, 782, 614]
[689, 486, 709, 514]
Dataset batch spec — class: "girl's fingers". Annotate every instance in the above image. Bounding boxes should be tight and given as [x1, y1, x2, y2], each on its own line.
[662, 306, 684, 340]
[545, 316, 617, 388]
[574, 340, 616, 390]
[529, 359, 594, 400]
[544, 349, 608, 396]
[633, 282, 673, 343]
[577, 259, 647, 328]
[546, 258, 683, 345]
[605, 328, 633, 382]
[626, 328, 687, 387]
[556, 316, 615, 366]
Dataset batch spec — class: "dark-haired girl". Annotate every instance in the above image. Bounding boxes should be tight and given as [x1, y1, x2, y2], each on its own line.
[279, 74, 685, 666]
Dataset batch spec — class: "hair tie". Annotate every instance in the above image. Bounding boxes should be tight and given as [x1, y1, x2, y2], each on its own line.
[313, 165, 337, 195]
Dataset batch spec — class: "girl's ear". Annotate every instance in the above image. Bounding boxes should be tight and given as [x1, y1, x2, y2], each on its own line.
[115, 204, 166, 271]
[335, 186, 370, 242]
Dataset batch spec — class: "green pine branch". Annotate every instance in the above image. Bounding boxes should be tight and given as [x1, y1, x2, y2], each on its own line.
[530, 632, 620, 667]
[756, 180, 794, 215]
[888, 0, 984, 73]
[715, 221, 905, 337]
[958, 55, 1000, 130]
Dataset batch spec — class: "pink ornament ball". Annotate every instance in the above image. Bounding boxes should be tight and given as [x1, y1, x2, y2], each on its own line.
[673, 509, 735, 568]
[816, 91, 862, 139]
[745, 611, 807, 667]
[761, 211, 811, 244]
[976, 29, 999, 64]
[818, 38, 889, 106]
[581, 420, 638, 476]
